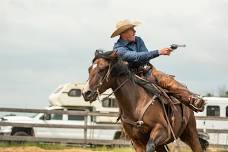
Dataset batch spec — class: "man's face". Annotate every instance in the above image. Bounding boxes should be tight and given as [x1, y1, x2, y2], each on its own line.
[120, 27, 136, 42]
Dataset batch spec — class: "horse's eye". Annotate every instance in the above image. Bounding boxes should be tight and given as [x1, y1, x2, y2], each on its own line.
[98, 69, 104, 74]
[98, 68, 106, 75]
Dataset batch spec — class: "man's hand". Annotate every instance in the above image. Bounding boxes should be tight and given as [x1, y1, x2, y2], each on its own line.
[159, 48, 173, 56]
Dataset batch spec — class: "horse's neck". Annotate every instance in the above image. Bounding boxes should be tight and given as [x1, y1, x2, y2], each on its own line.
[113, 77, 146, 120]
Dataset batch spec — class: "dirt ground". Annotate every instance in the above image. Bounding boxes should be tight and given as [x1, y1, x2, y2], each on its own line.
[0, 147, 103, 152]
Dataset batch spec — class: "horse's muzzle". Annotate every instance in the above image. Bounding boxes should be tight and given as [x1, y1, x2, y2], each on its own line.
[82, 89, 98, 102]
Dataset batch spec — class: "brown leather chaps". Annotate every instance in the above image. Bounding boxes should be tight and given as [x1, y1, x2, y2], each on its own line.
[147, 67, 205, 112]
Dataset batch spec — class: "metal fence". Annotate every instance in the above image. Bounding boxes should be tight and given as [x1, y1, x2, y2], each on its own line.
[0, 107, 128, 145]
[0, 107, 228, 147]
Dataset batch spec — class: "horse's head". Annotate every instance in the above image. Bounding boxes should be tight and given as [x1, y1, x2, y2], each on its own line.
[82, 50, 130, 102]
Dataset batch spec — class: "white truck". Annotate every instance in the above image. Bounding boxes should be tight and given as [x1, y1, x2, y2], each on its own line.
[0, 82, 121, 140]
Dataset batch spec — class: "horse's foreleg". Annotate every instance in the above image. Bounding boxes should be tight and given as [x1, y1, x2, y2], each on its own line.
[149, 124, 170, 147]
[131, 139, 147, 152]
[146, 138, 155, 152]
[155, 145, 169, 152]
[131, 139, 146, 152]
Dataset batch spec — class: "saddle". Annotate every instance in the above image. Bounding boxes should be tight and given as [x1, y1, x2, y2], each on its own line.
[133, 74, 177, 105]
[134, 75, 188, 128]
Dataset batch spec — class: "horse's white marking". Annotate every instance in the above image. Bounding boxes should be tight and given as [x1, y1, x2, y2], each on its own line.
[82, 63, 97, 93]
[92, 63, 97, 69]
[82, 79, 90, 93]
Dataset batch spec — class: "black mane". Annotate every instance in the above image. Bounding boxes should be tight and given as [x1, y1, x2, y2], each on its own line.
[110, 59, 131, 77]
[92, 50, 114, 62]
[93, 50, 131, 77]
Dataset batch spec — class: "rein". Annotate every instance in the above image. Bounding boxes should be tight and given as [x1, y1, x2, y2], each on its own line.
[95, 63, 129, 101]
[103, 79, 129, 99]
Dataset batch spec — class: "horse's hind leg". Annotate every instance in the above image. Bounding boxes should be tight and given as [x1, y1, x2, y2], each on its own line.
[155, 145, 169, 152]
[180, 113, 203, 152]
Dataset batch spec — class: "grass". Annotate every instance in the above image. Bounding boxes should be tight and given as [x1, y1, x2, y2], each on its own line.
[91, 146, 134, 152]
[0, 142, 226, 152]
[0, 142, 134, 151]
[0, 142, 72, 150]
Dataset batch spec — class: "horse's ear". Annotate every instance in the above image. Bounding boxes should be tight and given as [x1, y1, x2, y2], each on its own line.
[95, 49, 104, 56]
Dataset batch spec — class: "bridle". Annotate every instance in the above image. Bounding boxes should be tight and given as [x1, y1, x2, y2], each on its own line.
[89, 61, 129, 102]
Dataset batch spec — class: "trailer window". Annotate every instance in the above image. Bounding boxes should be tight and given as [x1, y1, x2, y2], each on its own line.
[206, 106, 220, 116]
[226, 106, 228, 117]
[68, 115, 84, 121]
[68, 89, 81, 97]
[51, 114, 63, 120]
[41, 113, 63, 120]
[68, 109, 85, 121]
[102, 97, 118, 108]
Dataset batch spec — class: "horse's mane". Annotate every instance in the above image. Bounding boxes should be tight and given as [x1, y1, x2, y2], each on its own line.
[110, 58, 131, 77]
[92, 50, 114, 62]
[93, 50, 132, 78]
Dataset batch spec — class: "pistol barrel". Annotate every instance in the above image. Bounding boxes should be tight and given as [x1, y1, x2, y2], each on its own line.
[170, 44, 186, 50]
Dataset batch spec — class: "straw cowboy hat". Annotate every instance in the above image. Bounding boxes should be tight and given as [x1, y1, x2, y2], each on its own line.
[111, 19, 141, 38]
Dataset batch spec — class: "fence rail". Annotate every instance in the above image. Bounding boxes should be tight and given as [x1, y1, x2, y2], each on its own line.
[2, 107, 228, 120]
[0, 135, 130, 146]
[0, 107, 124, 145]
[0, 121, 121, 130]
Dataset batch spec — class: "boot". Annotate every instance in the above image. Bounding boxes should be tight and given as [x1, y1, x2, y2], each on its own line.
[150, 67, 205, 112]
[188, 96, 205, 112]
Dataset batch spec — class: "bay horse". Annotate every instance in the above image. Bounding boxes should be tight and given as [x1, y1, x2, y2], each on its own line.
[82, 51, 204, 152]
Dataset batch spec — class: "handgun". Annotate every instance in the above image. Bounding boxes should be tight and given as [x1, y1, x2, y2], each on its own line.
[170, 44, 186, 50]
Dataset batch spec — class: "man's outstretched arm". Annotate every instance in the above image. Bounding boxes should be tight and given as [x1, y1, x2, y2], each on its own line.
[115, 47, 159, 63]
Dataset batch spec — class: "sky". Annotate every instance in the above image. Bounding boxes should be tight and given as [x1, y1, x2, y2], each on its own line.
[0, 0, 228, 108]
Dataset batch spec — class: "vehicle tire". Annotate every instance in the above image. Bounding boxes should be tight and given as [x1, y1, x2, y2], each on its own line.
[13, 131, 29, 136]
[12, 131, 30, 144]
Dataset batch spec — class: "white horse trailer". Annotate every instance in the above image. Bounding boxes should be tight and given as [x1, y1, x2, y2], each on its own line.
[195, 97, 228, 145]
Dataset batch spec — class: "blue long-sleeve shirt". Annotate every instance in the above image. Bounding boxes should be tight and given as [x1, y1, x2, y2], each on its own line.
[113, 36, 159, 67]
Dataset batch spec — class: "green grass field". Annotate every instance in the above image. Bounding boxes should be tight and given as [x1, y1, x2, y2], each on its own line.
[0, 142, 135, 152]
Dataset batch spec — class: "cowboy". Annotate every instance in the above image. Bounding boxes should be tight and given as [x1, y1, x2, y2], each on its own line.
[111, 19, 205, 112]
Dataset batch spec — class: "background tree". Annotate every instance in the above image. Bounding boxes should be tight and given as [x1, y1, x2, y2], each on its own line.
[205, 93, 214, 97]
[218, 86, 228, 97]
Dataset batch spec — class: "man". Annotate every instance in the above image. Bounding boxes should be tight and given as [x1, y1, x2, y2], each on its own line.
[111, 19, 205, 112]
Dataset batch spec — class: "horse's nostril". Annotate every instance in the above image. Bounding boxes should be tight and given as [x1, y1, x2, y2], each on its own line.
[82, 89, 97, 101]
[85, 90, 92, 97]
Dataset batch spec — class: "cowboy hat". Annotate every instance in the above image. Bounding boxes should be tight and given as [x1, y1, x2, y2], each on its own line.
[111, 19, 141, 38]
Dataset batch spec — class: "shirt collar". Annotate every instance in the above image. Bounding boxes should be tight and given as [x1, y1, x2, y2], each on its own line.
[118, 38, 131, 46]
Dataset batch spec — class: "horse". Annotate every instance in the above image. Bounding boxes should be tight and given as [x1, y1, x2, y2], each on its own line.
[82, 51, 205, 152]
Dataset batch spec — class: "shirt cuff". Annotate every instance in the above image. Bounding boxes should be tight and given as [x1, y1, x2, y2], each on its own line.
[149, 50, 160, 59]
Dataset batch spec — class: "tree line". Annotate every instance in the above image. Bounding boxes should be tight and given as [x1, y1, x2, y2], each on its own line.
[205, 86, 228, 97]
